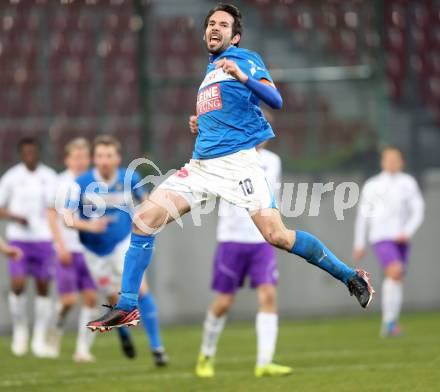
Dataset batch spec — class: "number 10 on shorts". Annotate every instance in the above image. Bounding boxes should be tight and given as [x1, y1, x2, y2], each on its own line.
[239, 178, 254, 196]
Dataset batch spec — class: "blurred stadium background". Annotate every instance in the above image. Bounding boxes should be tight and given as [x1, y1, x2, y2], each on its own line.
[1, 0, 440, 172]
[0, 0, 439, 389]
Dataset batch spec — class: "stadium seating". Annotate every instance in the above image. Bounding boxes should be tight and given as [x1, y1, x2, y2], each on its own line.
[0, 0, 141, 168]
[0, 1, 209, 168]
[245, 0, 440, 123]
[0, 0, 437, 170]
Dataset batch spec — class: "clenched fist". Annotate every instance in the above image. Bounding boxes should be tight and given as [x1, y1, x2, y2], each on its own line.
[215, 58, 248, 83]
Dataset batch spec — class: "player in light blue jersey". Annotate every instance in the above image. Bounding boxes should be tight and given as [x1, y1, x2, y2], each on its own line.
[89, 4, 375, 348]
[65, 135, 168, 367]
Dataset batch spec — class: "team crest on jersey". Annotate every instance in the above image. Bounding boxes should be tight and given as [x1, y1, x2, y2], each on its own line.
[197, 83, 222, 115]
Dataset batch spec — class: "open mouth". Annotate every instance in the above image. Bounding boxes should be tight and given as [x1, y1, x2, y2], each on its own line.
[209, 34, 221, 45]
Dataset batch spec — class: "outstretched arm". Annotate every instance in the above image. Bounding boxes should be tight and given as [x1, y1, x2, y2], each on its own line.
[244, 77, 283, 109]
[62, 209, 109, 233]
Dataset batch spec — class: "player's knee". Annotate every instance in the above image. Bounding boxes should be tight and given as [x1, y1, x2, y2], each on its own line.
[214, 305, 229, 317]
[386, 262, 403, 281]
[11, 285, 25, 296]
[212, 294, 234, 316]
[84, 297, 96, 308]
[132, 210, 152, 230]
[264, 229, 290, 250]
[61, 293, 78, 309]
[35, 281, 50, 296]
[82, 290, 97, 308]
[219, 297, 234, 313]
[261, 295, 276, 309]
[63, 300, 76, 312]
[258, 285, 277, 309]
[11, 278, 25, 295]
[133, 209, 167, 233]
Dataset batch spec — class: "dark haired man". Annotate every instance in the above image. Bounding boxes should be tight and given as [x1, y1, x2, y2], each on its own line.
[0, 137, 57, 357]
[90, 3, 375, 360]
[203, 3, 243, 50]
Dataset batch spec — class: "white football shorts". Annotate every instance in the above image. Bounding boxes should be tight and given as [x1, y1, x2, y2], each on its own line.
[159, 148, 276, 212]
[84, 235, 130, 297]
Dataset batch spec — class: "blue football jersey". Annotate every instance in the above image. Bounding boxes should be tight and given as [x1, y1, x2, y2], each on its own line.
[194, 45, 276, 160]
[66, 167, 145, 256]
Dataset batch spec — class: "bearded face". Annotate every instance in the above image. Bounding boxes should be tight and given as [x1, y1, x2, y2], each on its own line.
[204, 10, 240, 54]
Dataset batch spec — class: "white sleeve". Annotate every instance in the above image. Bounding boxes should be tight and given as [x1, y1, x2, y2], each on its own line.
[272, 155, 282, 203]
[402, 178, 425, 238]
[354, 184, 369, 249]
[0, 172, 11, 208]
[45, 172, 59, 208]
[62, 181, 81, 212]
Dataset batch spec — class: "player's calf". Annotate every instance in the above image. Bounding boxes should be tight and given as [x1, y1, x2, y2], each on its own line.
[11, 277, 26, 296]
[290, 231, 375, 307]
[253, 210, 375, 308]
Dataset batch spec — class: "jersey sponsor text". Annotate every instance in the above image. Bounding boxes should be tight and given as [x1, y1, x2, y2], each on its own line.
[197, 83, 222, 115]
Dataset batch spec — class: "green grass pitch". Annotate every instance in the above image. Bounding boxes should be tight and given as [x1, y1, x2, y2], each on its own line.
[1, 312, 439, 392]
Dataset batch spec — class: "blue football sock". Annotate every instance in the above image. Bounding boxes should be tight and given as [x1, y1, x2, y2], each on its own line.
[117, 326, 130, 341]
[117, 233, 156, 311]
[290, 230, 356, 285]
[138, 292, 163, 350]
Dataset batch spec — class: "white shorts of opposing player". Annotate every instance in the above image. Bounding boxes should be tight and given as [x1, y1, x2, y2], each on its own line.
[160, 148, 275, 212]
[84, 235, 130, 297]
